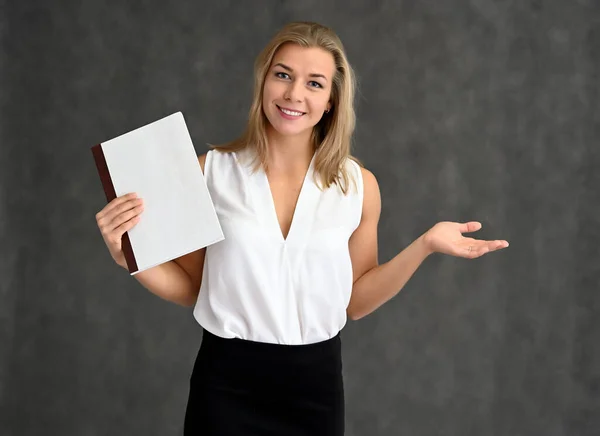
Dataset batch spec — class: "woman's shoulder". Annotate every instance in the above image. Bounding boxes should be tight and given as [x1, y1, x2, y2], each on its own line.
[342, 157, 375, 185]
[343, 157, 378, 202]
[358, 165, 376, 186]
[357, 164, 379, 213]
[197, 147, 248, 174]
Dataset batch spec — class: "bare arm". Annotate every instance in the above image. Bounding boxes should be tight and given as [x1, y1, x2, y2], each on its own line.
[132, 254, 204, 307]
[346, 167, 431, 320]
[346, 168, 509, 320]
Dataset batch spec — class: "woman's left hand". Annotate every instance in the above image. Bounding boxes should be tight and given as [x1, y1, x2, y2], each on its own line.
[422, 221, 509, 259]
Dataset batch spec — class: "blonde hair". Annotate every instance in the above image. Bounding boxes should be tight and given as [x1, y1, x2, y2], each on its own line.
[212, 21, 361, 194]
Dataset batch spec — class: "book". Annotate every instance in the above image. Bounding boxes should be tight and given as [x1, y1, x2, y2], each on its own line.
[91, 112, 224, 275]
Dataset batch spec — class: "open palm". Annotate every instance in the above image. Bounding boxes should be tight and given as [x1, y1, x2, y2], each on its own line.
[423, 221, 509, 259]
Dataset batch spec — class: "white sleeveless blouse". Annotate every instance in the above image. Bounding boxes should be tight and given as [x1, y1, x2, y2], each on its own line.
[193, 148, 364, 345]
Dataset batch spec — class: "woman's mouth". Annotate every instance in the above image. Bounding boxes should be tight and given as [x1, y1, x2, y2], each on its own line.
[277, 105, 305, 119]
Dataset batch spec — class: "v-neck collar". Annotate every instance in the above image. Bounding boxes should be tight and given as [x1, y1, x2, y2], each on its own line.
[247, 150, 319, 244]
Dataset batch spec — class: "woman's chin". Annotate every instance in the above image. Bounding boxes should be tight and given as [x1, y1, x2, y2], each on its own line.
[269, 122, 313, 138]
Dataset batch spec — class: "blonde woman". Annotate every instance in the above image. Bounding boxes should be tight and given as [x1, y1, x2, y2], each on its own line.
[95, 21, 508, 435]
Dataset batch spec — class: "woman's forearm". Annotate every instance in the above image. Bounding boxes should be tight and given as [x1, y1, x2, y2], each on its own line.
[129, 260, 198, 307]
[347, 234, 432, 320]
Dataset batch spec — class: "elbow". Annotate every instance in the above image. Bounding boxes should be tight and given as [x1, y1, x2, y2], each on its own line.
[178, 288, 199, 308]
[173, 296, 195, 308]
[346, 306, 366, 321]
[348, 313, 361, 321]
[181, 299, 196, 308]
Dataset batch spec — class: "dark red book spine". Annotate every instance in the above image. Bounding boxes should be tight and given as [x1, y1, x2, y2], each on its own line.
[91, 144, 139, 274]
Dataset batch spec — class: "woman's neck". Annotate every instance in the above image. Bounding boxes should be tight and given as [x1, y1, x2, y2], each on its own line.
[265, 127, 314, 173]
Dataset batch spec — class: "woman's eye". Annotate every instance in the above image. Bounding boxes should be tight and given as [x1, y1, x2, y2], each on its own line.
[274, 72, 322, 89]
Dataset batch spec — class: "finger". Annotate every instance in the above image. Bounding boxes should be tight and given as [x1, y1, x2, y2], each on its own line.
[96, 193, 137, 224]
[459, 221, 482, 234]
[110, 215, 141, 241]
[98, 202, 143, 237]
[469, 240, 508, 257]
[465, 244, 487, 258]
[491, 240, 509, 250]
[107, 203, 145, 231]
[100, 198, 144, 227]
[97, 193, 138, 219]
[470, 238, 509, 249]
[106, 192, 141, 214]
[479, 240, 508, 250]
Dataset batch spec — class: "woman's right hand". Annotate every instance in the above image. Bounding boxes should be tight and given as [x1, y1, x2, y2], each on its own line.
[95, 192, 144, 269]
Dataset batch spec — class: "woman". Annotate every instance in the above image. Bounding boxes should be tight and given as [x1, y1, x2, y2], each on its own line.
[95, 22, 508, 436]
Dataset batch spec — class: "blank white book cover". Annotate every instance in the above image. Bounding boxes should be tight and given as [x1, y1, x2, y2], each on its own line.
[100, 112, 224, 274]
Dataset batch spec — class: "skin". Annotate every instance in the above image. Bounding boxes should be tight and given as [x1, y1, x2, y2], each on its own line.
[260, 43, 334, 240]
[95, 43, 509, 314]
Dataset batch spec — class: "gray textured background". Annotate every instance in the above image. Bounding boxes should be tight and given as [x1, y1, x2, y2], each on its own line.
[2, 0, 599, 435]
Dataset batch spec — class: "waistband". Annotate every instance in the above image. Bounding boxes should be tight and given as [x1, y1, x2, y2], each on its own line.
[200, 328, 341, 359]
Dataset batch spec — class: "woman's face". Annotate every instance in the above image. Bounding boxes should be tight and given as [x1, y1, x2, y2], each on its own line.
[262, 43, 335, 139]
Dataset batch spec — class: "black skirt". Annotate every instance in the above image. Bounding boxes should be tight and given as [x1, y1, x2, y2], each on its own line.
[184, 329, 345, 436]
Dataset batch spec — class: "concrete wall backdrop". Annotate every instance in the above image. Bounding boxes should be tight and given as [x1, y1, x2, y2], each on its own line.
[2, 0, 599, 435]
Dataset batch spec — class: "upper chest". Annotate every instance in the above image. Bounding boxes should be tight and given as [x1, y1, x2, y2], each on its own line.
[266, 172, 305, 224]
[207, 151, 361, 244]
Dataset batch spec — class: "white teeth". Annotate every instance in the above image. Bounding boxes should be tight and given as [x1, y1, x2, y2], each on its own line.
[280, 107, 303, 116]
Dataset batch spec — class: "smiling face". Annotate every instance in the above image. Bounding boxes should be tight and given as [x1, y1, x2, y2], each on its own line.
[262, 43, 336, 140]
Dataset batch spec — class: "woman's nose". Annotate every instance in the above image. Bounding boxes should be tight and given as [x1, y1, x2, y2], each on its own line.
[283, 80, 303, 102]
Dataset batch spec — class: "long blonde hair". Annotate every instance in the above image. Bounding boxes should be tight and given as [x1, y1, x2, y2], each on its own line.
[212, 21, 361, 194]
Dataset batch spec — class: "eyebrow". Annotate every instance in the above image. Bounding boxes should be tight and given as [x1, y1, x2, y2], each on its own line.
[273, 62, 328, 81]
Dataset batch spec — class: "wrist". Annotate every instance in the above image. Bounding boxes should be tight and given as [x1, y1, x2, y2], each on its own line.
[417, 232, 435, 257]
[116, 258, 128, 270]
